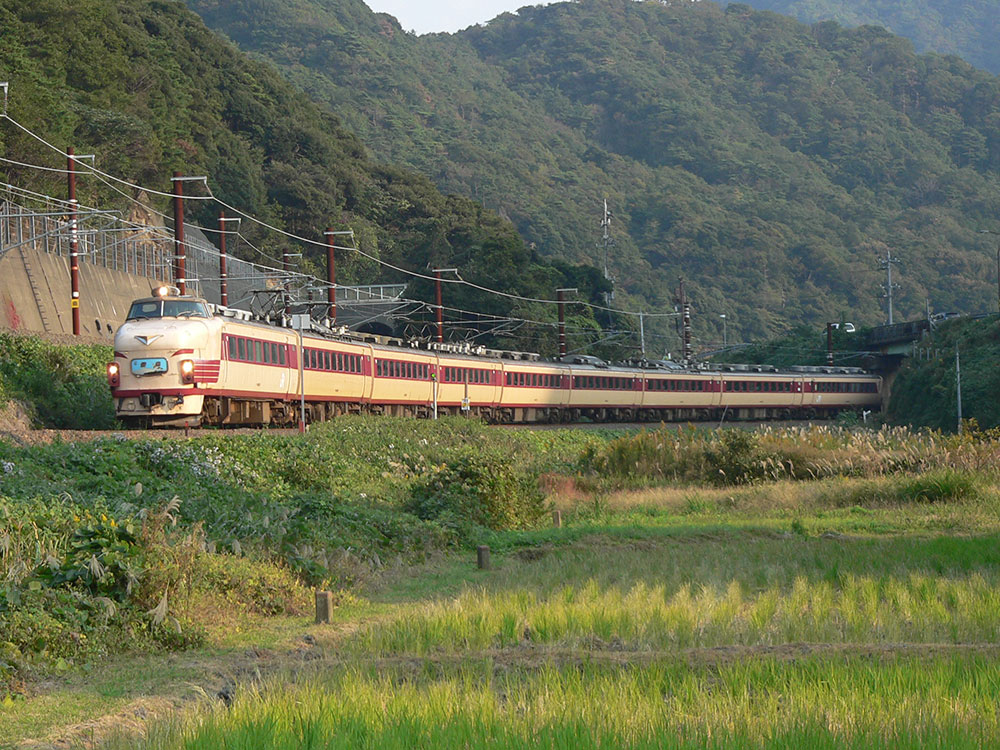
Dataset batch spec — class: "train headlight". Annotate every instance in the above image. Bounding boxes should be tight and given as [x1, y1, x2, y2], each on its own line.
[180, 359, 195, 384]
[107, 362, 120, 388]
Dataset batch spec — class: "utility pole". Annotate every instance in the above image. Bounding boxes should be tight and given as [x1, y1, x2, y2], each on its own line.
[720, 314, 727, 347]
[172, 172, 186, 295]
[639, 311, 646, 358]
[556, 288, 577, 358]
[600, 199, 614, 304]
[170, 174, 206, 296]
[676, 278, 692, 364]
[878, 248, 901, 324]
[282, 250, 291, 317]
[324, 228, 337, 324]
[431, 268, 456, 344]
[217, 211, 228, 307]
[979, 230, 1000, 315]
[956, 343, 963, 435]
[826, 323, 834, 365]
[67, 148, 80, 335]
[217, 213, 240, 307]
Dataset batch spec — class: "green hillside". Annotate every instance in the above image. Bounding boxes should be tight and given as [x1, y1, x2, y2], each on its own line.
[187, 0, 1000, 347]
[736, 0, 1000, 74]
[0, 0, 610, 354]
[889, 315, 1000, 431]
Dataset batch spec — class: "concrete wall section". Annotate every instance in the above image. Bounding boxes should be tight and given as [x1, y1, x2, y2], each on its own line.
[0, 247, 165, 338]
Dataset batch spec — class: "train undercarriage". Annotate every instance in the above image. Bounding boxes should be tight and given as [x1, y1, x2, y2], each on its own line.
[119, 395, 860, 429]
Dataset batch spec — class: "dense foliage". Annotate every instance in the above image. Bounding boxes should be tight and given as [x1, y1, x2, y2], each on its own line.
[188, 0, 1000, 351]
[0, 332, 113, 428]
[889, 316, 1000, 430]
[0, 417, 595, 691]
[0, 0, 608, 354]
[737, 0, 1000, 74]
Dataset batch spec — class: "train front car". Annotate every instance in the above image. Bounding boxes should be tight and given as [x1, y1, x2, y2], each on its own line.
[108, 288, 222, 427]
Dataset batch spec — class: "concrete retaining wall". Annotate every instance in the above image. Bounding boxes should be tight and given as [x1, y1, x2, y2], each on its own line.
[0, 246, 165, 339]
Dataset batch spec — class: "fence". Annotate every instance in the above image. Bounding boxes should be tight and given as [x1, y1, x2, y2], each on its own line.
[0, 192, 408, 317]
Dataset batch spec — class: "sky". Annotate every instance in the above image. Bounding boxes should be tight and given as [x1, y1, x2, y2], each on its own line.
[364, 1, 555, 34]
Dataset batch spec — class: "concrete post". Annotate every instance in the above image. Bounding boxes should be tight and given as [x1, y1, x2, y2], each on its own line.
[315, 590, 333, 624]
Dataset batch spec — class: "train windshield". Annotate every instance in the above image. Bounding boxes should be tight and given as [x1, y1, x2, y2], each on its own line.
[127, 300, 211, 320]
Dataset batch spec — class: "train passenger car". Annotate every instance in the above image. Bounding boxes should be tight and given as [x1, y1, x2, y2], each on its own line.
[640, 371, 721, 421]
[110, 291, 883, 427]
[497, 362, 572, 423]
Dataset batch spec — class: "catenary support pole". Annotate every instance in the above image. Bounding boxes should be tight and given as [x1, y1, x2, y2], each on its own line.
[555, 288, 577, 358]
[172, 171, 186, 294]
[435, 270, 443, 343]
[325, 228, 337, 323]
[283, 250, 291, 317]
[218, 211, 228, 307]
[827, 323, 834, 365]
[678, 278, 692, 364]
[67, 147, 80, 335]
[956, 343, 963, 435]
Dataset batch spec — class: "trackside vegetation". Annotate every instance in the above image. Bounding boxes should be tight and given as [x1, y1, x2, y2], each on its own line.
[85, 416, 1000, 750]
[0, 332, 114, 429]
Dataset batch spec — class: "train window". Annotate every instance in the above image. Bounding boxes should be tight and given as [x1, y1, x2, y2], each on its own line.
[251, 340, 260, 363]
[227, 337, 237, 360]
[237, 338, 246, 361]
[279, 346, 286, 366]
[270, 343, 278, 364]
[263, 344, 271, 365]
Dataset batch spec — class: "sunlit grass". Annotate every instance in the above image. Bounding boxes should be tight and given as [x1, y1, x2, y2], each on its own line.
[107, 656, 1000, 749]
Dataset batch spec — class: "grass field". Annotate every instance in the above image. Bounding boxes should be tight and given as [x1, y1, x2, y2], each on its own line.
[101, 473, 1000, 748]
[5, 421, 1000, 748]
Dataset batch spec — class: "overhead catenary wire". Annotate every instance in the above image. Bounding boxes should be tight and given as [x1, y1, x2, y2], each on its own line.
[1, 111, 681, 321]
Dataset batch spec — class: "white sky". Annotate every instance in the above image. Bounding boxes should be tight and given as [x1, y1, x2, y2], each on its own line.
[364, 1, 555, 34]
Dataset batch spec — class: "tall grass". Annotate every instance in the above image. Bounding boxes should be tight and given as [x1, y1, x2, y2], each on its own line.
[354, 572, 1000, 655]
[348, 530, 1000, 656]
[107, 656, 1000, 749]
[582, 424, 1000, 486]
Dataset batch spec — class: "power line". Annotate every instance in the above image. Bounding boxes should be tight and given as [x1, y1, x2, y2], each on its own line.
[0, 112, 679, 321]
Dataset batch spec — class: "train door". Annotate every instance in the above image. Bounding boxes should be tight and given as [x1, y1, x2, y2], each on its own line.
[361, 345, 376, 404]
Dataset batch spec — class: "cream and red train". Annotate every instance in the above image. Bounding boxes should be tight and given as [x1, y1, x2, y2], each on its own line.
[107, 291, 883, 427]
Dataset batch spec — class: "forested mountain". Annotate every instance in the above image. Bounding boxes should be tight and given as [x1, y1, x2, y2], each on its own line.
[187, 0, 1000, 346]
[0, 0, 610, 354]
[736, 0, 1000, 75]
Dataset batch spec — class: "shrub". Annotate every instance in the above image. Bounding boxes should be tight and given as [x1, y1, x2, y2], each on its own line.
[404, 449, 547, 533]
